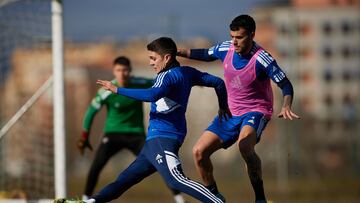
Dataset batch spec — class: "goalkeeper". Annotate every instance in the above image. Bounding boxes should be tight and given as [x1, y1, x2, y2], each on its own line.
[78, 56, 187, 203]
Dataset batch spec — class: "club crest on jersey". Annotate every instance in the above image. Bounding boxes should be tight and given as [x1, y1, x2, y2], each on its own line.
[156, 154, 163, 164]
[102, 137, 109, 144]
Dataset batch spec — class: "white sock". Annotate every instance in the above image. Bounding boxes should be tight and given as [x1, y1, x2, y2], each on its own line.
[82, 195, 89, 200]
[174, 194, 186, 203]
[84, 198, 96, 203]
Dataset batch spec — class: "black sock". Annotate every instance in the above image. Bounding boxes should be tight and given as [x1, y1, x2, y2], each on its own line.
[171, 189, 181, 195]
[251, 180, 266, 201]
[206, 182, 219, 194]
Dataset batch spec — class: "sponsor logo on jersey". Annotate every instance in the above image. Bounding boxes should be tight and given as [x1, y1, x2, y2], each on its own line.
[230, 75, 242, 89]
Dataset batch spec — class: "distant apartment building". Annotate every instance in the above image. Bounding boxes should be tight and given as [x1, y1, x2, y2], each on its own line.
[252, 0, 360, 174]
[255, 0, 359, 121]
[292, 0, 360, 7]
[274, 7, 359, 120]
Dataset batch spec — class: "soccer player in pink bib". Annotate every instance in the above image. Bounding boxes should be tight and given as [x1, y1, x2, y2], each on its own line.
[177, 14, 300, 203]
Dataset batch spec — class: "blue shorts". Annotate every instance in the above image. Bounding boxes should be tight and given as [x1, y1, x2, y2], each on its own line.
[206, 111, 270, 148]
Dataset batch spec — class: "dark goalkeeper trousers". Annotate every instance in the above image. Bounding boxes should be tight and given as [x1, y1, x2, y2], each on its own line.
[84, 132, 145, 196]
[92, 137, 224, 203]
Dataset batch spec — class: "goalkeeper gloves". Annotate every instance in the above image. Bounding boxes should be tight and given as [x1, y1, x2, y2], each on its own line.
[77, 131, 93, 155]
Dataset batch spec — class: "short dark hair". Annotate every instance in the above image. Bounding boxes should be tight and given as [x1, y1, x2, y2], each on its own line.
[230, 14, 256, 34]
[113, 56, 131, 71]
[147, 37, 177, 60]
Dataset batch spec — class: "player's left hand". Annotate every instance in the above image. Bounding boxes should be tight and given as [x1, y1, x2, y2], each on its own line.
[77, 137, 93, 155]
[218, 107, 232, 123]
[277, 106, 300, 120]
[96, 80, 117, 93]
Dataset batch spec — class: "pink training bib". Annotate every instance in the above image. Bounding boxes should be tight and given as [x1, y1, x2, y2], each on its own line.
[223, 44, 273, 118]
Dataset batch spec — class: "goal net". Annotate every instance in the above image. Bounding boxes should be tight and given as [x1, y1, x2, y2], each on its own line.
[0, 0, 55, 200]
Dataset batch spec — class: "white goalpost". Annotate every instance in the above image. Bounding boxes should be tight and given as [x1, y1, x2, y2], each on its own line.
[51, 0, 66, 198]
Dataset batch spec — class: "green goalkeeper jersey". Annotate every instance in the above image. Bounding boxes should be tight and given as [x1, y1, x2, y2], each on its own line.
[83, 77, 153, 134]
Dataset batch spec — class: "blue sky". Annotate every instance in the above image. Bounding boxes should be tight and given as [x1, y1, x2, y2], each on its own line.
[0, 0, 287, 78]
[63, 0, 288, 42]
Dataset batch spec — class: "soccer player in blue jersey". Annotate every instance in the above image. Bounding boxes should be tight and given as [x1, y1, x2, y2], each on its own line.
[78, 56, 187, 203]
[66, 37, 230, 203]
[177, 15, 300, 203]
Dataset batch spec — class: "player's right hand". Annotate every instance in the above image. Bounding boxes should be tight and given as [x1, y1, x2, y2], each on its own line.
[218, 107, 232, 123]
[96, 80, 117, 93]
[77, 132, 93, 155]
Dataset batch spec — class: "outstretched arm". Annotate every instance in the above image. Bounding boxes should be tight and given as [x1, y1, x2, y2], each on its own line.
[96, 79, 169, 102]
[177, 48, 218, 62]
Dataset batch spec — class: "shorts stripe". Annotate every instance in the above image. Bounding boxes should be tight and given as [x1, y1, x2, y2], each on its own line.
[256, 116, 268, 141]
[172, 168, 222, 203]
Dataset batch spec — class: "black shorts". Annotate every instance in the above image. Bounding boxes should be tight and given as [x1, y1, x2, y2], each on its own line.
[98, 132, 146, 156]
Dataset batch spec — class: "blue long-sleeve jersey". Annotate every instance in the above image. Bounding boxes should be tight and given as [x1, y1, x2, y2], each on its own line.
[116, 66, 227, 144]
[190, 41, 293, 96]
